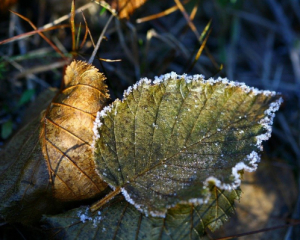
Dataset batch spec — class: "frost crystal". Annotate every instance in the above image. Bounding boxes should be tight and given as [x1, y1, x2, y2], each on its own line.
[77, 207, 103, 228]
[121, 187, 167, 217]
[256, 98, 283, 148]
[121, 188, 147, 214]
[123, 86, 132, 97]
[77, 207, 92, 223]
[92, 104, 114, 150]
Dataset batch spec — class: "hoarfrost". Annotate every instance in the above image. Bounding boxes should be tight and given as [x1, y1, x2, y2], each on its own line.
[123, 86, 133, 97]
[77, 208, 103, 228]
[121, 187, 162, 217]
[170, 72, 177, 79]
[204, 151, 260, 190]
[256, 97, 283, 147]
[92, 71, 282, 216]
[77, 208, 92, 223]
[92, 105, 113, 150]
[153, 76, 163, 84]
[187, 194, 210, 205]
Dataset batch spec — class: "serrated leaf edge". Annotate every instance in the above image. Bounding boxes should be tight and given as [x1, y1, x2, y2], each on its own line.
[92, 72, 283, 217]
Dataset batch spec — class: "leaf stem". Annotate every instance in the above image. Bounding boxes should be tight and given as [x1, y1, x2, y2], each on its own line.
[90, 187, 121, 212]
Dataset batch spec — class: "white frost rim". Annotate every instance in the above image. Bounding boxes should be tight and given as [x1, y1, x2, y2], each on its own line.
[92, 72, 283, 218]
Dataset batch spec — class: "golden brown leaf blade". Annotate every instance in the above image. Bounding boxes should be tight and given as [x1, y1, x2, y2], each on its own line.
[42, 60, 109, 201]
[0, 61, 110, 224]
[103, 0, 147, 19]
[0, 0, 17, 13]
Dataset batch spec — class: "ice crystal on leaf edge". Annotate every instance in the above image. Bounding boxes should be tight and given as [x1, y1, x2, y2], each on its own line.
[92, 72, 283, 217]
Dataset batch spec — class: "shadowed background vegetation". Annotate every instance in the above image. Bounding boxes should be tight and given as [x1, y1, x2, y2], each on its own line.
[0, 0, 299, 239]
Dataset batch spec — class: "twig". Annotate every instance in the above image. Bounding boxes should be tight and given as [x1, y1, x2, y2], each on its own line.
[43, 2, 94, 29]
[90, 187, 121, 212]
[173, 0, 200, 39]
[10, 10, 66, 58]
[0, 24, 70, 46]
[88, 14, 114, 64]
[15, 61, 70, 79]
[215, 222, 300, 240]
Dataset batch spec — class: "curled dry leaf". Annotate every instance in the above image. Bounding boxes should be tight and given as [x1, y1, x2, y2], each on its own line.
[42, 60, 109, 201]
[0, 61, 109, 223]
[93, 72, 282, 217]
[102, 0, 147, 19]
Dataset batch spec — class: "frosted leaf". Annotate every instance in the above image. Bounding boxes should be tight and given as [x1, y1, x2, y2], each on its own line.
[43, 187, 240, 239]
[93, 73, 282, 217]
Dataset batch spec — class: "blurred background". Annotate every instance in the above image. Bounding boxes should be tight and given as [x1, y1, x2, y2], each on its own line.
[0, 0, 299, 239]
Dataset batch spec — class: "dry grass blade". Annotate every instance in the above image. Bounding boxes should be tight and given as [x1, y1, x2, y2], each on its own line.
[9, 10, 66, 59]
[136, 0, 190, 23]
[0, 24, 70, 45]
[214, 222, 300, 240]
[71, 0, 76, 52]
[98, 58, 122, 62]
[174, 0, 200, 38]
[79, 12, 91, 50]
[186, 24, 211, 73]
[190, 0, 200, 20]
[14, 61, 70, 80]
[88, 14, 114, 64]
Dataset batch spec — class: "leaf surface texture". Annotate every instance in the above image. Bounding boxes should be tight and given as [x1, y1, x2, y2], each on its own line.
[93, 73, 282, 216]
[44, 186, 239, 239]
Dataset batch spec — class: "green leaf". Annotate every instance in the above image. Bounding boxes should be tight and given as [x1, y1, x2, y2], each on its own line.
[100, 6, 107, 16]
[18, 89, 35, 107]
[43, 187, 240, 240]
[93, 73, 282, 217]
[1, 120, 13, 139]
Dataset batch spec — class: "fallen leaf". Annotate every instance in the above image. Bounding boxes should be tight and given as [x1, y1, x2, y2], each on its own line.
[103, 0, 147, 19]
[0, 61, 109, 223]
[0, 0, 17, 13]
[42, 60, 109, 201]
[43, 186, 240, 239]
[93, 72, 282, 217]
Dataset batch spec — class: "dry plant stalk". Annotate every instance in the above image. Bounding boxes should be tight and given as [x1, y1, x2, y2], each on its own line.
[41, 60, 109, 201]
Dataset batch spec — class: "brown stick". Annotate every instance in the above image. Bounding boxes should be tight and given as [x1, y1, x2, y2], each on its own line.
[90, 187, 121, 212]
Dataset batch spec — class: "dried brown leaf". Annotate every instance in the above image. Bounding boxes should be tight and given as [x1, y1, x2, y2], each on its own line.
[41, 60, 109, 201]
[104, 0, 147, 19]
[0, 0, 17, 13]
[0, 61, 109, 223]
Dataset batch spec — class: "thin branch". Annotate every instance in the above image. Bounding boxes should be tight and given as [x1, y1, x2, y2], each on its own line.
[88, 14, 114, 64]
